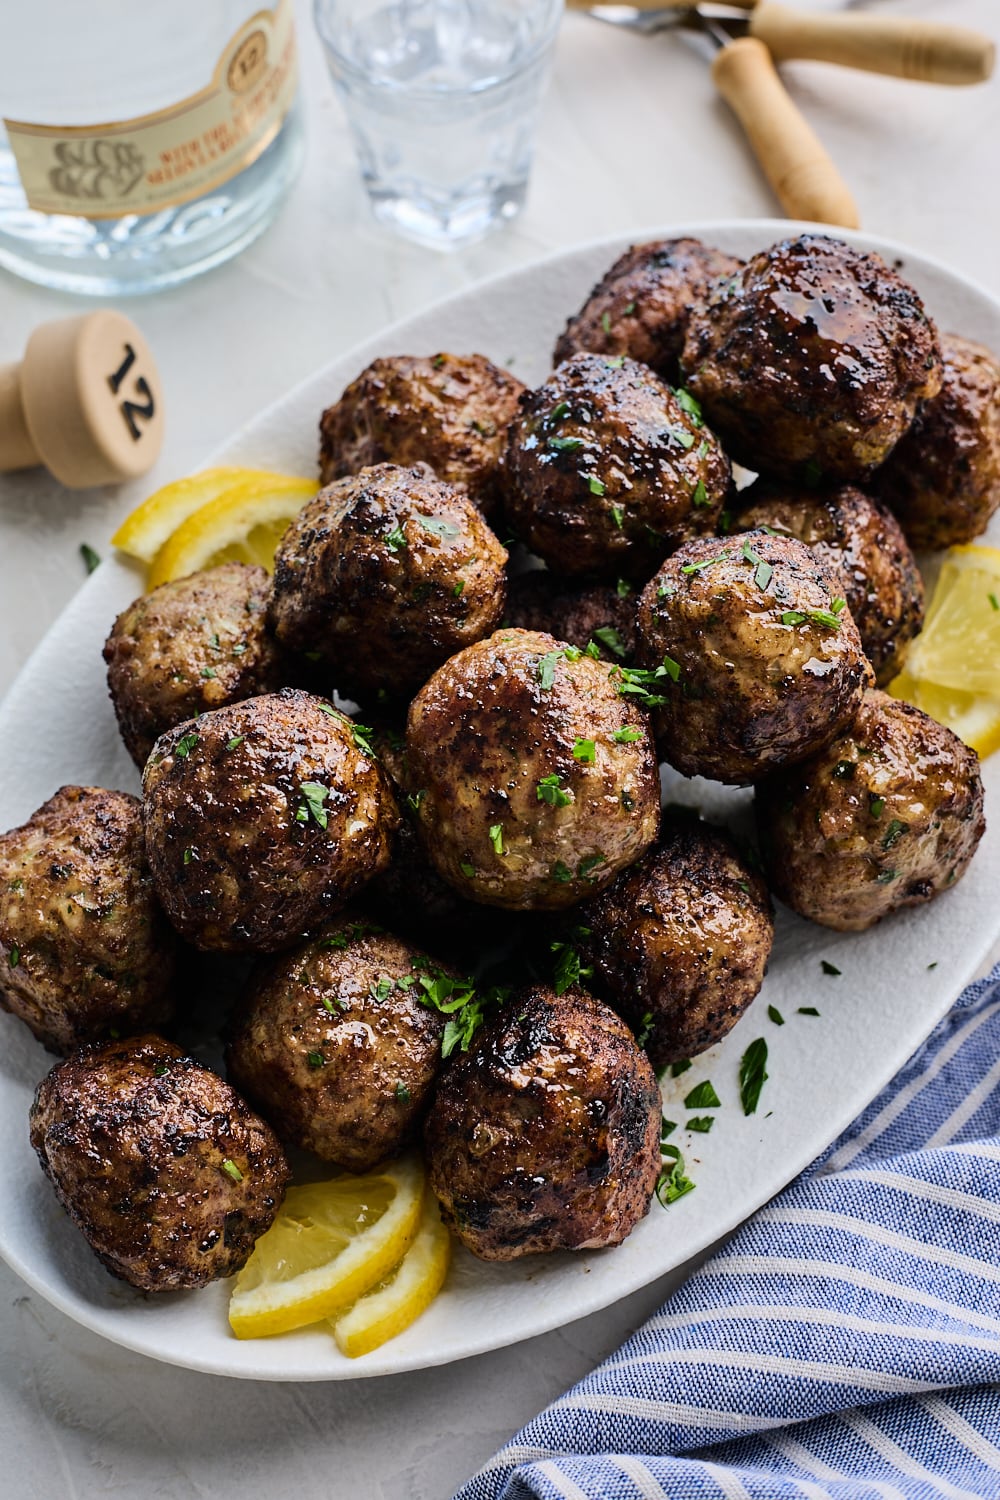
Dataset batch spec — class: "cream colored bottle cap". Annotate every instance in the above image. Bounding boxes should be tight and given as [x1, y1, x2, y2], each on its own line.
[0, 310, 164, 488]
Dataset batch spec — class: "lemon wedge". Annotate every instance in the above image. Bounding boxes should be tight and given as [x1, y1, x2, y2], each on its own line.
[146, 473, 317, 590]
[888, 670, 1000, 760]
[903, 545, 1000, 698]
[112, 467, 304, 564]
[228, 1155, 424, 1340]
[331, 1188, 451, 1359]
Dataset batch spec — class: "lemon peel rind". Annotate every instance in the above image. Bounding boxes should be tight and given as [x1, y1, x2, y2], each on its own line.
[332, 1190, 451, 1359]
[146, 475, 317, 591]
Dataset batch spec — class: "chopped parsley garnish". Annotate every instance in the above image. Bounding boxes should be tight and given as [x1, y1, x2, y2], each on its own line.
[572, 738, 596, 763]
[613, 725, 643, 744]
[686, 1116, 714, 1133]
[635, 1012, 654, 1048]
[8, 945, 19, 968]
[674, 387, 702, 423]
[80, 542, 101, 574]
[417, 968, 498, 1057]
[683, 1080, 721, 1110]
[419, 515, 460, 541]
[453, 579, 465, 597]
[460, 861, 475, 878]
[660, 1118, 677, 1142]
[385, 525, 408, 552]
[612, 658, 680, 708]
[768, 1005, 784, 1025]
[691, 479, 709, 507]
[623, 301, 636, 316]
[656, 1144, 695, 1207]
[395, 1082, 411, 1104]
[174, 732, 199, 759]
[821, 960, 842, 976]
[606, 356, 625, 369]
[551, 860, 573, 883]
[682, 553, 727, 575]
[182, 848, 194, 866]
[368, 974, 393, 1002]
[601, 311, 612, 333]
[739, 1037, 768, 1115]
[226, 735, 245, 751]
[321, 995, 342, 1015]
[406, 789, 425, 815]
[488, 823, 504, 855]
[670, 1059, 692, 1077]
[153, 1064, 169, 1077]
[876, 869, 897, 884]
[616, 578, 632, 598]
[432, 354, 446, 368]
[577, 853, 606, 880]
[669, 426, 696, 451]
[548, 435, 584, 453]
[928, 961, 938, 970]
[221, 1159, 244, 1182]
[551, 940, 593, 996]
[537, 650, 562, 689]
[798, 1006, 820, 1017]
[591, 625, 626, 659]
[781, 600, 846, 630]
[307, 1051, 325, 1068]
[832, 761, 856, 780]
[587, 475, 606, 496]
[869, 796, 886, 820]
[610, 504, 624, 529]
[351, 723, 377, 757]
[297, 781, 329, 830]
[881, 818, 909, 850]
[200, 667, 217, 679]
[742, 538, 773, 591]
[550, 400, 570, 421]
[990, 593, 1000, 612]
[537, 774, 572, 808]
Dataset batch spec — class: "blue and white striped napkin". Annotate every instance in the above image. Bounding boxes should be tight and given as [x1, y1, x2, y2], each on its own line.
[456, 963, 1000, 1500]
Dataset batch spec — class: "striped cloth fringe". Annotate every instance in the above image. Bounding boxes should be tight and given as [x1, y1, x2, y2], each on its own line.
[455, 963, 1000, 1500]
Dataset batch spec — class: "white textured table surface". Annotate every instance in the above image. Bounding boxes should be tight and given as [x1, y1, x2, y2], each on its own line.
[1, 3, 998, 1496]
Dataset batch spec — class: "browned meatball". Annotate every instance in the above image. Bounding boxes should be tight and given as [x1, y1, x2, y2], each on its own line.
[681, 235, 942, 483]
[504, 353, 732, 581]
[424, 987, 661, 1260]
[875, 333, 1000, 549]
[103, 564, 285, 769]
[733, 483, 923, 685]
[636, 532, 871, 784]
[30, 1035, 288, 1291]
[268, 463, 508, 703]
[227, 917, 448, 1173]
[755, 689, 985, 931]
[554, 238, 743, 383]
[318, 353, 526, 518]
[406, 629, 660, 910]
[142, 690, 398, 952]
[0, 787, 177, 1054]
[572, 815, 773, 1068]
[505, 571, 638, 662]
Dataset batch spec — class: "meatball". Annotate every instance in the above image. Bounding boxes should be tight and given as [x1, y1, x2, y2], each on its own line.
[636, 532, 871, 785]
[142, 690, 398, 952]
[268, 463, 508, 703]
[681, 234, 942, 483]
[505, 571, 638, 663]
[425, 986, 661, 1260]
[0, 787, 177, 1054]
[30, 1035, 288, 1291]
[875, 333, 1000, 549]
[103, 564, 285, 769]
[732, 483, 923, 685]
[318, 352, 526, 518]
[574, 815, 774, 1068]
[406, 629, 660, 910]
[554, 237, 743, 383]
[227, 917, 449, 1172]
[755, 689, 985, 931]
[504, 353, 732, 581]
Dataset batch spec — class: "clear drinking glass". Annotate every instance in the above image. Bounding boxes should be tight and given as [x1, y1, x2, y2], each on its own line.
[314, 0, 563, 249]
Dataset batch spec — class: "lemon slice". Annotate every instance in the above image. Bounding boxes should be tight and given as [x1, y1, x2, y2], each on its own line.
[147, 474, 317, 590]
[112, 467, 302, 564]
[888, 670, 1000, 759]
[903, 545, 1000, 698]
[331, 1189, 452, 1359]
[228, 1155, 424, 1340]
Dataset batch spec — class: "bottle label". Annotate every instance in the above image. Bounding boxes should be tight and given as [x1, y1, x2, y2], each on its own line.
[3, 0, 297, 220]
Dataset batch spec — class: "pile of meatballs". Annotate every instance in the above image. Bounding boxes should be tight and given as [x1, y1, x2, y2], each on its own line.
[4, 233, 994, 1305]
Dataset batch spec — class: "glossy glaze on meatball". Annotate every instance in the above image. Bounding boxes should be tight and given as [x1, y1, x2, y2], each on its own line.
[875, 333, 1000, 549]
[30, 1035, 288, 1291]
[636, 532, 871, 785]
[406, 629, 660, 910]
[269, 463, 508, 702]
[103, 563, 284, 769]
[504, 571, 638, 663]
[0, 787, 177, 1054]
[227, 917, 447, 1173]
[574, 815, 774, 1068]
[755, 689, 985, 931]
[554, 237, 743, 383]
[424, 987, 661, 1260]
[681, 235, 942, 483]
[504, 353, 732, 580]
[733, 483, 923, 685]
[143, 690, 398, 952]
[318, 353, 526, 518]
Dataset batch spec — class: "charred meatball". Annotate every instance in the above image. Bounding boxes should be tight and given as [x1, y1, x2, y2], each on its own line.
[733, 483, 923, 685]
[755, 689, 985, 931]
[425, 987, 661, 1260]
[269, 463, 508, 702]
[103, 563, 284, 769]
[319, 353, 525, 518]
[30, 1035, 288, 1291]
[0, 787, 177, 1054]
[406, 629, 660, 910]
[554, 238, 743, 383]
[504, 353, 732, 581]
[636, 532, 870, 785]
[227, 916, 449, 1172]
[681, 235, 942, 483]
[505, 571, 638, 663]
[574, 815, 773, 1068]
[143, 690, 398, 952]
[875, 333, 1000, 549]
